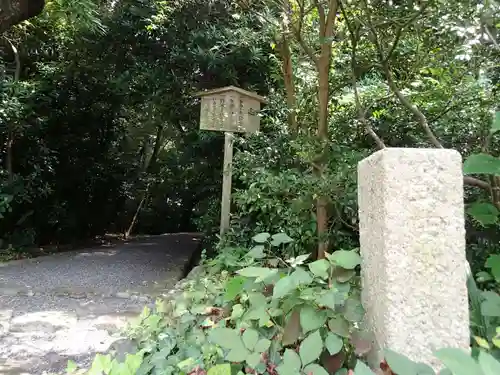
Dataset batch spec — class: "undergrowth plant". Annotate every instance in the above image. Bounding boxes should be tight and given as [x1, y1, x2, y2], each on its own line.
[71, 232, 500, 375]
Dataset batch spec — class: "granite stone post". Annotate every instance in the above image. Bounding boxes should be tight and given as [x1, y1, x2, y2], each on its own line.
[357, 148, 470, 370]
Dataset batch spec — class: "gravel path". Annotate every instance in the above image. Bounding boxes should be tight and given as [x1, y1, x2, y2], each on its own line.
[0, 233, 200, 375]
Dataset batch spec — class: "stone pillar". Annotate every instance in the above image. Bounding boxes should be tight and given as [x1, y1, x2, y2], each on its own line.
[357, 148, 469, 370]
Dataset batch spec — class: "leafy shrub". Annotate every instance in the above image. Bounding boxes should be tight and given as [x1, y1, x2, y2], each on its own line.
[71, 231, 500, 375]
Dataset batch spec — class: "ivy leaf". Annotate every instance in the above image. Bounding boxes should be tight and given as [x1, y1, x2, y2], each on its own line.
[66, 360, 78, 373]
[332, 267, 356, 283]
[242, 328, 259, 350]
[253, 232, 271, 243]
[254, 338, 271, 353]
[288, 254, 310, 267]
[433, 348, 484, 375]
[342, 296, 365, 322]
[328, 316, 350, 337]
[89, 354, 112, 375]
[466, 202, 499, 226]
[282, 309, 301, 346]
[325, 332, 343, 355]
[478, 350, 500, 375]
[328, 250, 361, 270]
[271, 232, 293, 246]
[489, 111, 500, 134]
[384, 349, 419, 375]
[485, 254, 500, 282]
[246, 245, 265, 259]
[246, 352, 262, 369]
[303, 363, 330, 375]
[308, 259, 331, 279]
[481, 291, 500, 317]
[225, 339, 250, 362]
[316, 290, 336, 310]
[237, 267, 277, 282]
[231, 304, 245, 320]
[279, 349, 302, 373]
[299, 330, 323, 366]
[463, 153, 500, 175]
[290, 267, 314, 286]
[224, 276, 246, 301]
[209, 328, 241, 349]
[207, 364, 232, 375]
[353, 361, 376, 375]
[273, 275, 296, 299]
[300, 305, 327, 333]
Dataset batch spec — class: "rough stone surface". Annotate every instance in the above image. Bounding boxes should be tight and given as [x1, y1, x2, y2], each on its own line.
[357, 148, 470, 370]
[0, 233, 200, 375]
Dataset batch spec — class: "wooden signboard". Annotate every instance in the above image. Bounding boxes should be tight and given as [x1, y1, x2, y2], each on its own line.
[196, 86, 266, 235]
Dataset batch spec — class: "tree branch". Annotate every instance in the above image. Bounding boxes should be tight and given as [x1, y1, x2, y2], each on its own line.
[340, 2, 385, 149]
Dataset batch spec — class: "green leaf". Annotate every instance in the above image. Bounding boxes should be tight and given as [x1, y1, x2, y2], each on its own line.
[271, 232, 293, 246]
[308, 259, 331, 279]
[463, 153, 500, 175]
[124, 353, 143, 374]
[224, 276, 246, 301]
[254, 338, 271, 353]
[231, 304, 245, 320]
[303, 364, 330, 375]
[343, 296, 365, 322]
[237, 267, 277, 282]
[489, 111, 500, 134]
[299, 330, 323, 366]
[300, 305, 327, 333]
[353, 361, 376, 375]
[225, 339, 250, 362]
[273, 275, 296, 299]
[242, 328, 259, 350]
[474, 336, 491, 349]
[478, 351, 500, 375]
[246, 352, 262, 369]
[290, 267, 314, 286]
[328, 316, 350, 337]
[288, 254, 310, 267]
[466, 202, 499, 226]
[317, 290, 336, 310]
[481, 291, 500, 317]
[253, 232, 271, 243]
[485, 254, 500, 282]
[89, 354, 112, 375]
[247, 245, 266, 259]
[433, 348, 484, 375]
[384, 349, 419, 375]
[282, 309, 301, 346]
[328, 250, 361, 270]
[415, 362, 436, 375]
[66, 360, 78, 373]
[325, 332, 343, 355]
[281, 349, 302, 372]
[209, 328, 241, 349]
[207, 364, 232, 375]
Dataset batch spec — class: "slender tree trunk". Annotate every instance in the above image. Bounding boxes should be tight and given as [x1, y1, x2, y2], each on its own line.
[312, 0, 338, 260]
[124, 124, 164, 237]
[4, 37, 20, 182]
[278, 34, 298, 133]
[124, 184, 150, 239]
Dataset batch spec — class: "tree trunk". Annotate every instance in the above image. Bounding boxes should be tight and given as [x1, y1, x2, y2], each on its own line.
[278, 34, 298, 133]
[313, 0, 338, 260]
[4, 37, 20, 182]
[0, 0, 45, 34]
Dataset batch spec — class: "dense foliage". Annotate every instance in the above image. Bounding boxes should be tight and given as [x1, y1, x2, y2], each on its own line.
[2, 0, 500, 373]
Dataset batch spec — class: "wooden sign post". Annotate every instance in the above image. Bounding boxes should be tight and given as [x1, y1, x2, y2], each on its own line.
[196, 86, 266, 236]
